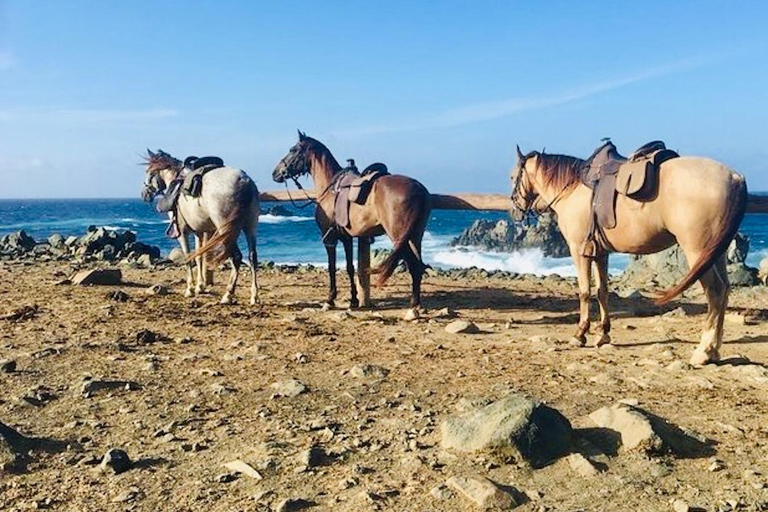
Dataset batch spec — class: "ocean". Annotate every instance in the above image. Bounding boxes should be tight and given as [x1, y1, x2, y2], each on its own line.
[0, 198, 766, 277]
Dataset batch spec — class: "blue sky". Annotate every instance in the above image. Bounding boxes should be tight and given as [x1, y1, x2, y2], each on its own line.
[1, 0, 767, 198]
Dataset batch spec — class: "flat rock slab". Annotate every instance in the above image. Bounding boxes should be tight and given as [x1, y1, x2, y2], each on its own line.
[589, 402, 713, 457]
[72, 269, 122, 286]
[222, 459, 263, 480]
[445, 320, 480, 334]
[441, 393, 572, 468]
[446, 476, 519, 510]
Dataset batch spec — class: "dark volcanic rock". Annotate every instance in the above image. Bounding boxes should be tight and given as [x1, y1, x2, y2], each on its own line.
[452, 213, 569, 258]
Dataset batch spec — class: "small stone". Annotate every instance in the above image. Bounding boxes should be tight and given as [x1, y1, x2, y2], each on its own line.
[708, 458, 725, 472]
[434, 307, 456, 319]
[445, 320, 480, 334]
[222, 460, 263, 480]
[111, 487, 140, 503]
[270, 379, 308, 398]
[145, 284, 169, 296]
[106, 290, 130, 302]
[430, 484, 454, 500]
[216, 472, 237, 483]
[446, 475, 518, 509]
[297, 445, 326, 469]
[99, 448, 132, 474]
[673, 499, 690, 512]
[567, 453, 602, 477]
[403, 308, 419, 321]
[275, 498, 315, 512]
[295, 353, 309, 364]
[350, 364, 390, 379]
[0, 359, 16, 373]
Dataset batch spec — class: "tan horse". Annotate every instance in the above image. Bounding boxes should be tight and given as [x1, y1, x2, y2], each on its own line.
[511, 145, 747, 365]
[273, 132, 432, 315]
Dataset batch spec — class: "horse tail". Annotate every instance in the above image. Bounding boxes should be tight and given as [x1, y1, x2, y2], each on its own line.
[371, 189, 430, 286]
[187, 177, 256, 266]
[655, 174, 748, 305]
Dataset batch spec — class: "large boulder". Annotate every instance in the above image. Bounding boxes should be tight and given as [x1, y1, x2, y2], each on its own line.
[452, 213, 569, 258]
[727, 233, 750, 264]
[759, 257, 768, 285]
[441, 393, 573, 468]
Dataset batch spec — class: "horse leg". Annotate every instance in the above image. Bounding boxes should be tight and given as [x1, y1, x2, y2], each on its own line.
[221, 251, 242, 305]
[570, 251, 592, 346]
[405, 239, 424, 310]
[194, 234, 206, 295]
[245, 224, 259, 306]
[593, 254, 611, 347]
[690, 256, 729, 365]
[324, 243, 338, 310]
[178, 233, 195, 298]
[357, 237, 372, 308]
[342, 237, 358, 309]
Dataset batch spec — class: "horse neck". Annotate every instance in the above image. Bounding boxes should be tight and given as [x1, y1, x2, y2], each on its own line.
[531, 167, 577, 214]
[307, 150, 342, 194]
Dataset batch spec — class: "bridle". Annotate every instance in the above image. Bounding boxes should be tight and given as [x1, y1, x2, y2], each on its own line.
[278, 145, 342, 209]
[511, 153, 571, 221]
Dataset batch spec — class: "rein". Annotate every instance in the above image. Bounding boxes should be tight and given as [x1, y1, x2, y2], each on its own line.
[283, 172, 342, 209]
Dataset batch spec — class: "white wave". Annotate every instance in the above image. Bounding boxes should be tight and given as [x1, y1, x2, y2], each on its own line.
[259, 214, 314, 224]
[428, 247, 577, 276]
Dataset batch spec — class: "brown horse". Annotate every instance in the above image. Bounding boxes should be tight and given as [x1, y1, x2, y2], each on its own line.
[511, 145, 747, 365]
[273, 131, 432, 315]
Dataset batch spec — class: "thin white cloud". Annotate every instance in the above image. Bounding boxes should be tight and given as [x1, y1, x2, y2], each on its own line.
[336, 56, 713, 136]
[0, 107, 180, 123]
[0, 50, 15, 70]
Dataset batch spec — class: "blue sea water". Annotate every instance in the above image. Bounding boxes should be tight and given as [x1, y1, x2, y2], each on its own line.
[0, 198, 766, 277]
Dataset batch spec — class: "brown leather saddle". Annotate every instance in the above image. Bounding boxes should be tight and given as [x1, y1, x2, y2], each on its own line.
[580, 141, 678, 257]
[332, 163, 389, 233]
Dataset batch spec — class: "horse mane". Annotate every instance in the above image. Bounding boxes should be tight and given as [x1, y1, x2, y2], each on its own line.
[532, 151, 585, 192]
[302, 137, 343, 174]
[144, 150, 182, 173]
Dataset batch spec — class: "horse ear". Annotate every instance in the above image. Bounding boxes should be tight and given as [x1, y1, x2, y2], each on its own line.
[297, 129, 306, 141]
[516, 145, 524, 160]
[147, 148, 155, 158]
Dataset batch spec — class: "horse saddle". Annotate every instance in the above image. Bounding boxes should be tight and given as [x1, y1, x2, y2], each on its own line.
[580, 141, 678, 257]
[182, 156, 224, 197]
[333, 163, 390, 231]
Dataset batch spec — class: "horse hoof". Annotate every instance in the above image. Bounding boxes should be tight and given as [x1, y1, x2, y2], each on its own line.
[321, 302, 333, 312]
[569, 336, 586, 348]
[221, 295, 234, 305]
[184, 289, 194, 298]
[403, 308, 420, 321]
[690, 350, 716, 366]
[349, 300, 360, 310]
[594, 333, 612, 348]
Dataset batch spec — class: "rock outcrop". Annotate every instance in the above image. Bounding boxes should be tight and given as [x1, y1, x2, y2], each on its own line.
[0, 227, 161, 266]
[451, 213, 569, 258]
[616, 232, 760, 289]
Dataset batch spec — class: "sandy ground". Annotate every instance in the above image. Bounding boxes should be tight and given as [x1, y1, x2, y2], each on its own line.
[1, 260, 768, 512]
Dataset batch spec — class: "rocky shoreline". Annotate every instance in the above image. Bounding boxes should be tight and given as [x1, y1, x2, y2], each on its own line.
[2, 225, 767, 293]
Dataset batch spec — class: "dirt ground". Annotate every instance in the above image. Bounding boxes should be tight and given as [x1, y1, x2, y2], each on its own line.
[1, 260, 768, 512]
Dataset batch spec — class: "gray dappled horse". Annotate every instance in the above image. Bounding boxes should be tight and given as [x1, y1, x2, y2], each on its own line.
[141, 149, 260, 305]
